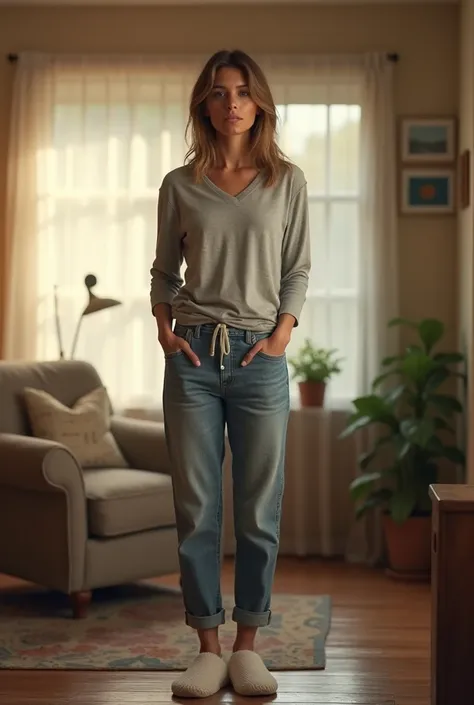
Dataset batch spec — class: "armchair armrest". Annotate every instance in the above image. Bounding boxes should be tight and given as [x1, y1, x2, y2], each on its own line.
[0, 434, 85, 494]
[110, 416, 172, 474]
[0, 433, 87, 592]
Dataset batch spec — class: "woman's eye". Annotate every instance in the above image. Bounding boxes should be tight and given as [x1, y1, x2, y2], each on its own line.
[213, 91, 225, 98]
[240, 91, 249, 97]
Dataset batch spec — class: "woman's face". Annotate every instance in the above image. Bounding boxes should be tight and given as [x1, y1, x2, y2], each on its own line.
[205, 66, 259, 137]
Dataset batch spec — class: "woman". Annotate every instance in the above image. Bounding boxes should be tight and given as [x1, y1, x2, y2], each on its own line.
[150, 49, 310, 698]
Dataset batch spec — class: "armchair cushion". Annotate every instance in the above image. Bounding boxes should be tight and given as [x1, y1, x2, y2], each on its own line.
[110, 416, 172, 474]
[83, 468, 175, 537]
[23, 385, 128, 469]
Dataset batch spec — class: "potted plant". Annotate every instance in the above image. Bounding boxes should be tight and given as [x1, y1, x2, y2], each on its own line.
[289, 340, 343, 407]
[340, 317, 466, 580]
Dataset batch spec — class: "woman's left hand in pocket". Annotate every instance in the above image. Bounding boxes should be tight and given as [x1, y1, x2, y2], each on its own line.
[241, 331, 290, 367]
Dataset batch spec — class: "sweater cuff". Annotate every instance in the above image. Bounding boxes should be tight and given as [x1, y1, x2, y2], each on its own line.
[279, 297, 305, 327]
[150, 289, 175, 313]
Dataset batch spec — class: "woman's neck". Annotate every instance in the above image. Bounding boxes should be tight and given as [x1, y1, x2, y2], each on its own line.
[215, 134, 254, 171]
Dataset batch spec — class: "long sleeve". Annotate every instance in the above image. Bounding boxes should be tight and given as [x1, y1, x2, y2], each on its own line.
[149, 180, 184, 312]
[279, 181, 311, 325]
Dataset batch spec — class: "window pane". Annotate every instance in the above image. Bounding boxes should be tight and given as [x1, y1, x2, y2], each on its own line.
[307, 200, 326, 293]
[277, 104, 327, 194]
[328, 298, 359, 400]
[329, 201, 358, 292]
[329, 104, 360, 194]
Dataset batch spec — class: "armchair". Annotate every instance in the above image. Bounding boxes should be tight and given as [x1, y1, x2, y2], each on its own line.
[0, 360, 179, 618]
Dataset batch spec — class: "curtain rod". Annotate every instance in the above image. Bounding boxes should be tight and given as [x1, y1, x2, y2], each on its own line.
[7, 52, 400, 63]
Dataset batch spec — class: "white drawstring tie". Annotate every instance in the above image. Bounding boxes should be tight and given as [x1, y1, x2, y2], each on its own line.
[210, 323, 231, 370]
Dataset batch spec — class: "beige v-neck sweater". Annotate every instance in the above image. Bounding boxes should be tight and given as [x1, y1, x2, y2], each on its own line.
[150, 163, 310, 331]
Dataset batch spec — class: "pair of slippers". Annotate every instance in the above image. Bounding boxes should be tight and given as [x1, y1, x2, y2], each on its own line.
[171, 650, 278, 698]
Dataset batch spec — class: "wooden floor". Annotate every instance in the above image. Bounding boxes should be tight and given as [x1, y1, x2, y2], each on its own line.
[0, 557, 431, 705]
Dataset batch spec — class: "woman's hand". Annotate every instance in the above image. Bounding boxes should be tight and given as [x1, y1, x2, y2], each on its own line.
[160, 331, 201, 367]
[241, 330, 290, 367]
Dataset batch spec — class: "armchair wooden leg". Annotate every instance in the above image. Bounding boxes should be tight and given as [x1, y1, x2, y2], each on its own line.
[70, 590, 92, 619]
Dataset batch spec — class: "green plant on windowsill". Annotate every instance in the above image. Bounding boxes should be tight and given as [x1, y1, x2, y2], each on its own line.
[339, 317, 466, 579]
[288, 340, 343, 407]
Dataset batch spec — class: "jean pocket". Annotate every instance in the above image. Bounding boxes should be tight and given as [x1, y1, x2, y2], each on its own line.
[256, 351, 286, 361]
[165, 350, 184, 360]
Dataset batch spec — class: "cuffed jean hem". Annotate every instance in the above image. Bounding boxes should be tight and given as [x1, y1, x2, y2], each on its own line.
[232, 607, 272, 627]
[185, 609, 226, 630]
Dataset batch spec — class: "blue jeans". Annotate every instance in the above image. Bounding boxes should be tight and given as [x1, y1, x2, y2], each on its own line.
[163, 323, 290, 630]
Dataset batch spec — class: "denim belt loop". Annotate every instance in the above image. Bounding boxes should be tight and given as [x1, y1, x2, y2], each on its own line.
[194, 325, 201, 339]
[245, 331, 255, 345]
[185, 328, 193, 344]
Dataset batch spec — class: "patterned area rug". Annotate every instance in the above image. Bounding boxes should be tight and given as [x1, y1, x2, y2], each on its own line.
[0, 583, 331, 670]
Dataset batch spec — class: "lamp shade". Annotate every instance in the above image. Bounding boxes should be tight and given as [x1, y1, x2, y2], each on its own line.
[83, 294, 121, 316]
[82, 274, 121, 316]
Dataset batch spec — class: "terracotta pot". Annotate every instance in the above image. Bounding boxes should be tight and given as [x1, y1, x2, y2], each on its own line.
[382, 513, 431, 581]
[299, 381, 326, 407]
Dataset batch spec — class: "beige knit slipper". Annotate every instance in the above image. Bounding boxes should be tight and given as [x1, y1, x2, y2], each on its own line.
[228, 650, 278, 696]
[171, 652, 229, 698]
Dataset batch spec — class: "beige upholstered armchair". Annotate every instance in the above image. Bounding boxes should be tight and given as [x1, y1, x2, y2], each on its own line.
[0, 360, 179, 618]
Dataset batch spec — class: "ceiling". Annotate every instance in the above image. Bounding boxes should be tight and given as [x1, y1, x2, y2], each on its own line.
[0, 0, 459, 5]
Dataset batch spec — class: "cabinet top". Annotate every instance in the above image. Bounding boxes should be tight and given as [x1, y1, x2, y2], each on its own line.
[429, 484, 474, 510]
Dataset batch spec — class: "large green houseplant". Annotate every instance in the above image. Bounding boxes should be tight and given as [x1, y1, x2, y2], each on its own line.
[289, 340, 343, 407]
[340, 317, 466, 578]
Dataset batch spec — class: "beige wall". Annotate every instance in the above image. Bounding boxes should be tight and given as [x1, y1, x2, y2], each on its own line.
[459, 0, 474, 483]
[0, 3, 459, 356]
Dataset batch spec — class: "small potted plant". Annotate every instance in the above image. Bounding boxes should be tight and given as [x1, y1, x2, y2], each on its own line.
[340, 317, 466, 580]
[289, 339, 343, 407]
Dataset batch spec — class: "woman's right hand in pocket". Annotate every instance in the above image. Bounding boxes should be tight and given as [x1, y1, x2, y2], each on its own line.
[159, 332, 201, 367]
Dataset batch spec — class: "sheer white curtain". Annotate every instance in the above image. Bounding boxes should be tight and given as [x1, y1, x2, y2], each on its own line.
[5, 54, 196, 409]
[5, 52, 398, 560]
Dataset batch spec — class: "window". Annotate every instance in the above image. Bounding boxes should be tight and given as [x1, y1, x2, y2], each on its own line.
[33, 67, 362, 409]
[278, 103, 361, 402]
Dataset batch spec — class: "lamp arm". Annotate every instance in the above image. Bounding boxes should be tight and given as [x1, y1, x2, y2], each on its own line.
[53, 286, 64, 359]
[70, 313, 84, 360]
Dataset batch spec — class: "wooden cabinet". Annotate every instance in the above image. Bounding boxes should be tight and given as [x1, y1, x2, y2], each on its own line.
[430, 484, 474, 705]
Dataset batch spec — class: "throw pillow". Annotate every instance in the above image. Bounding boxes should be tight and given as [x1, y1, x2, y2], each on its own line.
[23, 385, 128, 469]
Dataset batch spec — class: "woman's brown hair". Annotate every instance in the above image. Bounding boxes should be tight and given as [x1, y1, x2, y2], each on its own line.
[184, 49, 291, 186]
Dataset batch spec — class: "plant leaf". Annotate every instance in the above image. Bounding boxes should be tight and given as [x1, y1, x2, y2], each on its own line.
[390, 487, 417, 524]
[353, 395, 392, 417]
[384, 384, 406, 404]
[424, 367, 450, 393]
[381, 354, 402, 367]
[439, 445, 466, 465]
[372, 369, 402, 389]
[358, 450, 376, 470]
[429, 393, 463, 417]
[388, 317, 418, 329]
[354, 488, 393, 519]
[400, 418, 435, 448]
[418, 319, 444, 353]
[358, 434, 393, 470]
[397, 440, 411, 461]
[339, 414, 372, 438]
[426, 434, 444, 454]
[400, 351, 435, 384]
[433, 352, 465, 364]
[433, 417, 455, 434]
[349, 472, 382, 501]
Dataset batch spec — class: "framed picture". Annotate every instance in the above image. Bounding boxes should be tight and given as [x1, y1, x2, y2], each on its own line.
[460, 150, 470, 210]
[400, 118, 456, 163]
[400, 169, 455, 214]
